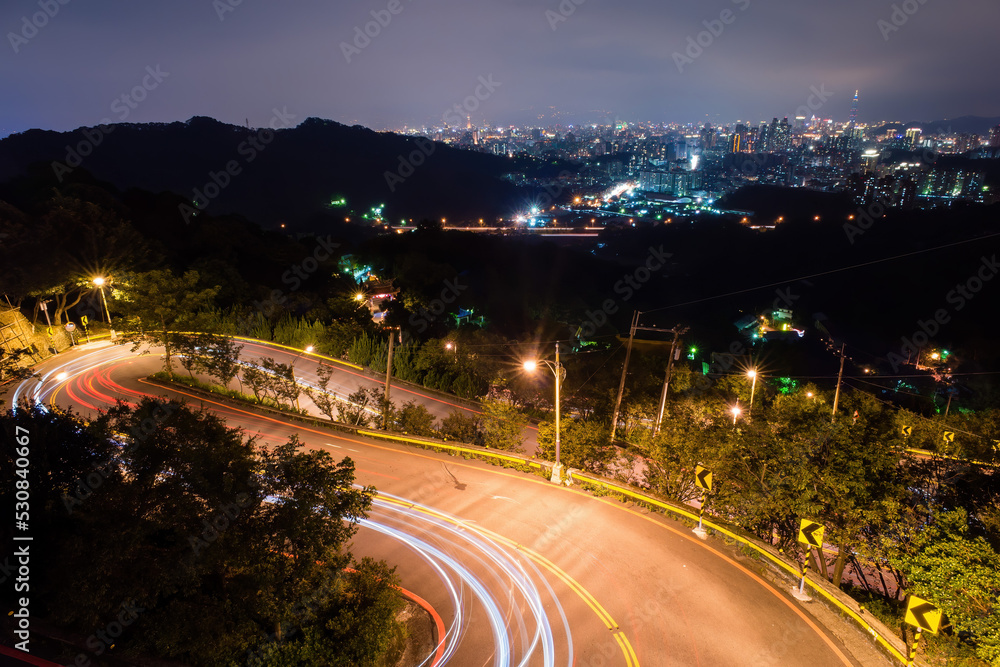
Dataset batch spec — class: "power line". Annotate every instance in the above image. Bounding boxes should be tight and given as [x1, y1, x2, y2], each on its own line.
[642, 231, 1000, 314]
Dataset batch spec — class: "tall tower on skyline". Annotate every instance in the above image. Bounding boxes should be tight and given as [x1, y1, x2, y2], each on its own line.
[849, 90, 860, 126]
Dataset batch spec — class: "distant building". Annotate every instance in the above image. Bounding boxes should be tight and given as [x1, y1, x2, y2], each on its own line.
[989, 125, 1000, 148]
[639, 168, 703, 196]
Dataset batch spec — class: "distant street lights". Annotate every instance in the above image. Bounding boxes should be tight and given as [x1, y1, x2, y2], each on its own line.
[93, 277, 115, 339]
[524, 343, 566, 484]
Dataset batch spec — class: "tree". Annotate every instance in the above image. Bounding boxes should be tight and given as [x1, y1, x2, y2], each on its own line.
[117, 270, 219, 377]
[261, 357, 300, 409]
[336, 387, 390, 427]
[440, 410, 483, 445]
[537, 418, 612, 473]
[393, 400, 438, 437]
[0, 400, 401, 666]
[308, 364, 341, 422]
[480, 397, 527, 452]
[890, 509, 1000, 665]
[202, 335, 245, 390]
[173, 333, 209, 378]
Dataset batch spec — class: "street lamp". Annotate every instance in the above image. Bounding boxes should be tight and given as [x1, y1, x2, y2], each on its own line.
[731, 405, 742, 425]
[524, 343, 565, 484]
[93, 277, 115, 339]
[747, 369, 758, 420]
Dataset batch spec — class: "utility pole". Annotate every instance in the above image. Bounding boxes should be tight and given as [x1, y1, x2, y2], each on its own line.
[383, 330, 396, 429]
[832, 343, 846, 420]
[655, 325, 689, 434]
[610, 310, 639, 442]
[944, 390, 954, 419]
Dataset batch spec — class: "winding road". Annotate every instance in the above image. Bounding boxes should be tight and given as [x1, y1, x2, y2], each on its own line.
[5, 341, 875, 666]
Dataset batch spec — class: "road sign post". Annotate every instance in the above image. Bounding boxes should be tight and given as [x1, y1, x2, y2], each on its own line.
[794, 519, 825, 601]
[904, 594, 941, 666]
[693, 465, 712, 539]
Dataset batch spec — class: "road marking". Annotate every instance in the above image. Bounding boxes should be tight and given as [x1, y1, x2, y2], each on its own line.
[87, 371, 843, 666]
[378, 495, 630, 656]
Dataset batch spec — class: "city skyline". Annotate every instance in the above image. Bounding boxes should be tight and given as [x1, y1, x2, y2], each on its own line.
[2, 0, 999, 137]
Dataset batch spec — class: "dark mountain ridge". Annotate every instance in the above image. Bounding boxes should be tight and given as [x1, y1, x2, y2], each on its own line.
[0, 116, 524, 229]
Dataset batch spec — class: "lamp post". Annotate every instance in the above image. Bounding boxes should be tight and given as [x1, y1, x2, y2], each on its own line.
[524, 342, 565, 484]
[747, 369, 758, 421]
[93, 277, 115, 339]
[731, 405, 742, 426]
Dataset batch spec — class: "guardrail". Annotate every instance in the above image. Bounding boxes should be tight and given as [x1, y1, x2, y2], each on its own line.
[564, 470, 915, 665]
[905, 447, 999, 469]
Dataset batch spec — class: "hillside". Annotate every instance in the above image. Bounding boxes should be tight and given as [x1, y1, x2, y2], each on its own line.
[0, 117, 524, 229]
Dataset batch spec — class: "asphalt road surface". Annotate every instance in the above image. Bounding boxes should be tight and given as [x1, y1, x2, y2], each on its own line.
[6, 341, 867, 667]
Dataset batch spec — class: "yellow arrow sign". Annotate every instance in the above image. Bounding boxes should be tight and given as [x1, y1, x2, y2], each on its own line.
[797, 519, 824, 549]
[943, 431, 955, 443]
[695, 465, 713, 492]
[904, 595, 942, 635]
[901, 425, 912, 437]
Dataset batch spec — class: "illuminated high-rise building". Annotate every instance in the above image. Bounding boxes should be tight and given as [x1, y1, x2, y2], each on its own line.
[989, 125, 1000, 148]
[849, 90, 859, 126]
[905, 127, 922, 149]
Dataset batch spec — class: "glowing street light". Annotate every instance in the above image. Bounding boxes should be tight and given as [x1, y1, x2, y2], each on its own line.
[93, 277, 115, 339]
[731, 405, 742, 425]
[524, 343, 565, 484]
[747, 369, 758, 420]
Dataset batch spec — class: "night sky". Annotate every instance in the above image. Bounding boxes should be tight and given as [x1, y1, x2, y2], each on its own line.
[2, 0, 998, 137]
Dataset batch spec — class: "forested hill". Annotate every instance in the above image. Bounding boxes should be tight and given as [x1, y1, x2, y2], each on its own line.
[0, 116, 522, 229]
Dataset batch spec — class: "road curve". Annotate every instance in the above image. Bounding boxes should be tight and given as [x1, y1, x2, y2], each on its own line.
[7, 341, 864, 667]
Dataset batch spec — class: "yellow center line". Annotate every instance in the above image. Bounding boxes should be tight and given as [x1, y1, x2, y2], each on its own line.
[377, 495, 636, 664]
